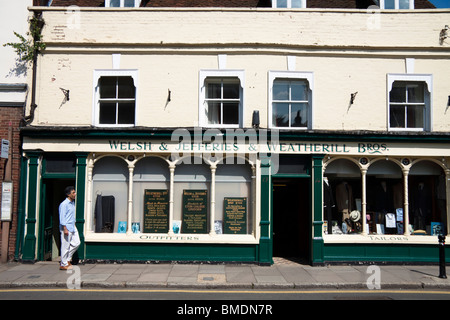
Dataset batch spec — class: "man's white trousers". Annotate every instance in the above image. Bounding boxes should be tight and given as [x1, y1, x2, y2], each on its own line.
[60, 228, 80, 267]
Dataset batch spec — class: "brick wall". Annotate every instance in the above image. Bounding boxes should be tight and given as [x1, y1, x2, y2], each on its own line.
[0, 106, 23, 261]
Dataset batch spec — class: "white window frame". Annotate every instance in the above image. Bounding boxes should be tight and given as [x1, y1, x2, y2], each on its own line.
[105, 0, 141, 7]
[93, 69, 138, 127]
[387, 73, 432, 132]
[268, 71, 313, 130]
[272, 0, 307, 8]
[199, 70, 245, 128]
[376, 0, 414, 9]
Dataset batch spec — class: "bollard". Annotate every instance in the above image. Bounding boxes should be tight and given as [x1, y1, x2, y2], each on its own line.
[438, 234, 447, 279]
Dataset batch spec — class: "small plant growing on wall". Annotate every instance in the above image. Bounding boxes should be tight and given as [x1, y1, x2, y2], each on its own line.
[3, 16, 46, 63]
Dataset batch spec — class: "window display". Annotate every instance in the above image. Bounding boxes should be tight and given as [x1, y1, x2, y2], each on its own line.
[92, 156, 128, 233]
[89, 154, 254, 238]
[324, 157, 448, 237]
[409, 161, 447, 235]
[323, 159, 362, 234]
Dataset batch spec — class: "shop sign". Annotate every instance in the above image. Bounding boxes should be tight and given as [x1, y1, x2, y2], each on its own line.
[143, 189, 169, 233]
[1, 182, 12, 221]
[107, 140, 388, 155]
[23, 127, 450, 157]
[368, 235, 409, 241]
[139, 234, 200, 241]
[223, 197, 247, 234]
[1, 139, 9, 159]
[182, 190, 208, 234]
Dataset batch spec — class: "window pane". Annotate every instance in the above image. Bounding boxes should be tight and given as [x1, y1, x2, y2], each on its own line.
[223, 83, 240, 99]
[385, 0, 395, 8]
[291, 0, 303, 7]
[399, 0, 410, 8]
[407, 105, 424, 128]
[45, 156, 76, 173]
[273, 103, 289, 127]
[117, 102, 135, 124]
[118, 76, 135, 99]
[390, 84, 406, 102]
[291, 81, 308, 101]
[207, 82, 221, 99]
[109, 0, 120, 6]
[407, 83, 424, 103]
[124, 0, 135, 7]
[207, 102, 220, 124]
[273, 81, 289, 100]
[222, 102, 239, 124]
[99, 102, 117, 124]
[99, 77, 117, 99]
[291, 103, 308, 127]
[277, 0, 288, 7]
[390, 105, 405, 128]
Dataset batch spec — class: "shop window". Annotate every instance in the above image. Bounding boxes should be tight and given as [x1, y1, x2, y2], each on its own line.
[89, 154, 256, 238]
[92, 156, 128, 233]
[173, 157, 211, 234]
[409, 161, 447, 236]
[93, 70, 138, 127]
[323, 159, 362, 235]
[199, 70, 244, 128]
[366, 160, 404, 235]
[132, 157, 170, 234]
[215, 160, 253, 235]
[269, 71, 313, 129]
[387, 74, 431, 131]
[272, 0, 306, 8]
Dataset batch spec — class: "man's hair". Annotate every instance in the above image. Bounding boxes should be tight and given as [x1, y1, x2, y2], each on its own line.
[65, 186, 75, 196]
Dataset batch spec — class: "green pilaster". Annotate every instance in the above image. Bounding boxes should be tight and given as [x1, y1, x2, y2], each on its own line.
[22, 152, 41, 262]
[15, 156, 29, 260]
[258, 155, 273, 265]
[75, 152, 88, 260]
[311, 155, 325, 265]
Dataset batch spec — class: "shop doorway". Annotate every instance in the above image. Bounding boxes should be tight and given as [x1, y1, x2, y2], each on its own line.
[272, 178, 310, 262]
[39, 179, 75, 261]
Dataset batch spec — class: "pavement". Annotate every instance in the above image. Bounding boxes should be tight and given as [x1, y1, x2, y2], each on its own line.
[0, 258, 449, 290]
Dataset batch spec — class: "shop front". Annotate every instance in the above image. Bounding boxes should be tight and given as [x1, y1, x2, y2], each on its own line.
[18, 129, 450, 265]
[19, 129, 270, 264]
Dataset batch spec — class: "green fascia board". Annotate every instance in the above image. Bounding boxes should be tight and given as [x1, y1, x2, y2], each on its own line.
[20, 127, 450, 144]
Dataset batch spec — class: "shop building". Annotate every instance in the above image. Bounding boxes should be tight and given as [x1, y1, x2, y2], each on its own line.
[17, 0, 450, 265]
[0, 0, 33, 262]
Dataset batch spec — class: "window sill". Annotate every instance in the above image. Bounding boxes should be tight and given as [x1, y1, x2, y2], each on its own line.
[323, 233, 445, 245]
[94, 124, 136, 128]
[85, 231, 259, 244]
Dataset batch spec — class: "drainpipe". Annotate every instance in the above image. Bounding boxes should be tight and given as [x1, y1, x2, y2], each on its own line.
[22, 10, 44, 126]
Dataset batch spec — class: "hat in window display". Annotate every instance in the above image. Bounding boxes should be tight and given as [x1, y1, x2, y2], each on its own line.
[350, 210, 361, 222]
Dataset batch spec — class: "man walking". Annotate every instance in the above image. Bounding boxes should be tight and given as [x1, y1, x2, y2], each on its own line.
[59, 186, 80, 270]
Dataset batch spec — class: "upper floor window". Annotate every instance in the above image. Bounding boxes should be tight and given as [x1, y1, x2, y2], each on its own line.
[387, 74, 431, 131]
[375, 0, 414, 9]
[269, 71, 313, 129]
[199, 70, 244, 128]
[105, 0, 141, 7]
[272, 0, 306, 8]
[94, 70, 138, 127]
